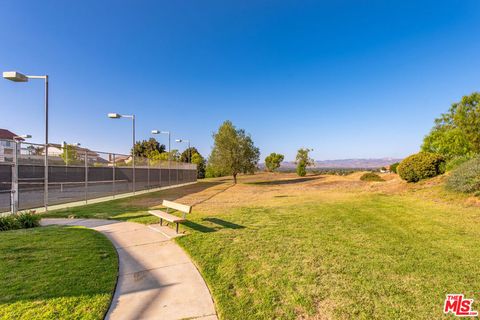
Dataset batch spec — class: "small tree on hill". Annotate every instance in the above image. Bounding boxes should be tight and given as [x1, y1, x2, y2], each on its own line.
[208, 120, 260, 183]
[296, 148, 314, 177]
[265, 153, 284, 172]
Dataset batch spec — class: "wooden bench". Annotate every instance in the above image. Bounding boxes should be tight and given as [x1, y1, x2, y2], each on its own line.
[149, 200, 192, 233]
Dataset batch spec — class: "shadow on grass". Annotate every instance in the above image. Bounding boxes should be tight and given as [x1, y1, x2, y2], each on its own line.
[202, 218, 245, 229]
[183, 218, 245, 233]
[248, 176, 323, 186]
[182, 220, 216, 233]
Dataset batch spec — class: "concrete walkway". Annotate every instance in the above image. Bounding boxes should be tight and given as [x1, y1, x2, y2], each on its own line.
[41, 218, 217, 320]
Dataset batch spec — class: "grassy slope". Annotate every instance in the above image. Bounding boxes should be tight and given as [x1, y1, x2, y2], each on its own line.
[176, 194, 480, 319]
[0, 226, 118, 319]
[44, 175, 480, 319]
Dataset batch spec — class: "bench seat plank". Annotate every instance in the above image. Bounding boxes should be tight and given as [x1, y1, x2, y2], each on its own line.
[149, 210, 186, 223]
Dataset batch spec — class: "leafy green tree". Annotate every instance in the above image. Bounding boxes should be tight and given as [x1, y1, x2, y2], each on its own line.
[132, 138, 166, 158]
[208, 120, 260, 183]
[265, 153, 284, 172]
[180, 147, 199, 163]
[295, 148, 314, 177]
[60, 144, 79, 165]
[422, 92, 480, 158]
[191, 152, 206, 178]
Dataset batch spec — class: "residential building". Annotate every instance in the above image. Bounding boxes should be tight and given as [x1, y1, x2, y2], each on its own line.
[0, 129, 23, 162]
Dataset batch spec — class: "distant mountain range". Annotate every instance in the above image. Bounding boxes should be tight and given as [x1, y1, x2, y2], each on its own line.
[260, 158, 402, 170]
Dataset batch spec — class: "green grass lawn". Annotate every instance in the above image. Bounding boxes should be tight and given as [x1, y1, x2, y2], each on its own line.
[43, 178, 480, 319]
[175, 195, 480, 319]
[0, 226, 118, 319]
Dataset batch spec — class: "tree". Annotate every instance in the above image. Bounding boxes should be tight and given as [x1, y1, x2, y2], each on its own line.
[422, 92, 480, 159]
[191, 152, 206, 178]
[208, 120, 260, 183]
[295, 148, 314, 177]
[60, 144, 79, 165]
[132, 138, 166, 158]
[180, 147, 199, 163]
[149, 149, 180, 162]
[265, 153, 284, 172]
[27, 145, 43, 156]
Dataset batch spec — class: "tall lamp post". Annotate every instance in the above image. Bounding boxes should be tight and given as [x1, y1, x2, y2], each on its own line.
[3, 71, 49, 211]
[152, 130, 171, 185]
[175, 139, 191, 162]
[108, 113, 136, 194]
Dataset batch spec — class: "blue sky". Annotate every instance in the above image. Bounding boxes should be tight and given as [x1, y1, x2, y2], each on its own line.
[1, 1, 479, 161]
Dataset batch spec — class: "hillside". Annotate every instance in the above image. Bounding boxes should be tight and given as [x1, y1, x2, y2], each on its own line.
[260, 158, 402, 170]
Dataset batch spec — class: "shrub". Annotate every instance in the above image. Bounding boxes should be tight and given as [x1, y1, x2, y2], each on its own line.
[17, 211, 41, 229]
[445, 155, 475, 172]
[446, 156, 480, 193]
[360, 172, 384, 182]
[0, 211, 40, 232]
[390, 162, 400, 174]
[0, 215, 21, 231]
[397, 152, 446, 182]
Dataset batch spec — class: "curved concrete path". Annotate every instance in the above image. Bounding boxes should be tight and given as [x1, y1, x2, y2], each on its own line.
[41, 218, 217, 320]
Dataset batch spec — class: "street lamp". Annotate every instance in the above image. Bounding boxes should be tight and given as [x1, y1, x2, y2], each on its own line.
[3, 71, 49, 211]
[108, 113, 136, 194]
[175, 139, 191, 163]
[151, 130, 171, 155]
[13, 134, 32, 140]
[152, 129, 171, 185]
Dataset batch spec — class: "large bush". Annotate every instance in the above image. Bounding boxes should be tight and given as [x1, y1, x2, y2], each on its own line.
[397, 152, 446, 182]
[446, 157, 480, 194]
[360, 172, 384, 182]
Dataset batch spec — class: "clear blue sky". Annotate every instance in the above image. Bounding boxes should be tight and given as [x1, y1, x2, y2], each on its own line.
[1, 1, 479, 161]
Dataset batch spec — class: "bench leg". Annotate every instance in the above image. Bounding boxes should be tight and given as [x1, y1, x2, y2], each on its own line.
[176, 223, 179, 234]
[160, 218, 163, 226]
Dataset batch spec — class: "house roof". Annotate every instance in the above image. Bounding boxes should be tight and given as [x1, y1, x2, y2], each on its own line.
[0, 129, 23, 141]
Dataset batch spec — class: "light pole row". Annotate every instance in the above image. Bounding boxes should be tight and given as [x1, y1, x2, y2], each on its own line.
[107, 114, 192, 193]
[3, 70, 192, 211]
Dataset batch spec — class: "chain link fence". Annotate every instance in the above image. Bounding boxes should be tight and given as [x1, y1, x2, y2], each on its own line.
[0, 140, 197, 213]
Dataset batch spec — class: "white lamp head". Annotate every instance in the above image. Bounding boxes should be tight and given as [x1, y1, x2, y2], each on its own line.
[108, 113, 121, 119]
[3, 71, 28, 82]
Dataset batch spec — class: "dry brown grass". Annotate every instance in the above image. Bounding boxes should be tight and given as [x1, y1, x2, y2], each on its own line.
[136, 172, 480, 216]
